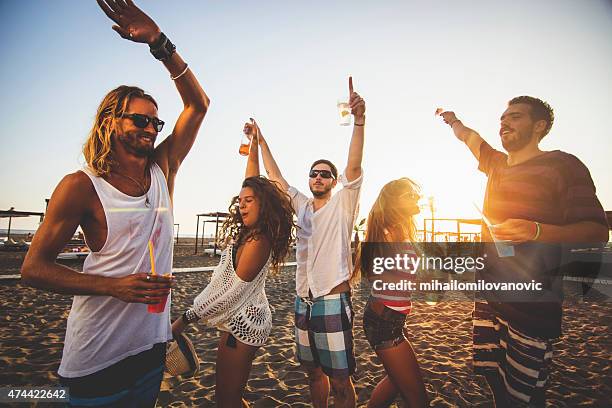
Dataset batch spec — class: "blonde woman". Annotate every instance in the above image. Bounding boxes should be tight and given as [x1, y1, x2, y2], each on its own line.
[355, 178, 428, 407]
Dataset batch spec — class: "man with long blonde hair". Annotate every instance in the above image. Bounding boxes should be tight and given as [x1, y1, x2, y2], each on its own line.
[21, 1, 209, 406]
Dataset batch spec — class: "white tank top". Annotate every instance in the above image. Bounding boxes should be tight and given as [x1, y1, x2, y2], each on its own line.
[58, 163, 173, 378]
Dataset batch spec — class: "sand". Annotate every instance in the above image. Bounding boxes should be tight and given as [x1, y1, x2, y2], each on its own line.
[0, 242, 610, 407]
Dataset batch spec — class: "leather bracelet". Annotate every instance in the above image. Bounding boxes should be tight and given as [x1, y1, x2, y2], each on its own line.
[449, 119, 461, 128]
[354, 122, 365, 127]
[532, 221, 542, 241]
[149, 32, 176, 61]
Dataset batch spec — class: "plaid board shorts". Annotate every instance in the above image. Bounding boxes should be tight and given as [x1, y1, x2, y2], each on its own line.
[473, 301, 554, 407]
[295, 292, 356, 378]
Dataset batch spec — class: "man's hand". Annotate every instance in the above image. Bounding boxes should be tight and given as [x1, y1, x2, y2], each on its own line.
[439, 110, 458, 125]
[349, 77, 365, 120]
[437, 109, 484, 160]
[345, 76, 365, 181]
[438, 110, 464, 139]
[97, 0, 161, 45]
[491, 219, 538, 243]
[108, 273, 174, 304]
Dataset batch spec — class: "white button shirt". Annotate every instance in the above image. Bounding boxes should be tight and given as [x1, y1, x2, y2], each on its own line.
[288, 171, 363, 298]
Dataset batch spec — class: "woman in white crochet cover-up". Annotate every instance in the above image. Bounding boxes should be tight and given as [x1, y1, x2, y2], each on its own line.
[171, 120, 296, 407]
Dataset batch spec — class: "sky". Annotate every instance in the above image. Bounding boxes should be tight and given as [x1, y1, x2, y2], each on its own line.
[1, 0, 611, 237]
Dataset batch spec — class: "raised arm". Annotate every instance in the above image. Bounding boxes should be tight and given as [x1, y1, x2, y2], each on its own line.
[21, 173, 172, 302]
[257, 126, 290, 191]
[439, 110, 484, 161]
[97, 0, 210, 193]
[345, 77, 365, 182]
[244, 119, 260, 178]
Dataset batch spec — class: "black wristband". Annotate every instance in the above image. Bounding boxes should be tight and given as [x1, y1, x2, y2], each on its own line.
[149, 32, 176, 61]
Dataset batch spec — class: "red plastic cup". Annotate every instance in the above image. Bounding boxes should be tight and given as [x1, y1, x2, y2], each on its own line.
[147, 294, 169, 313]
[147, 273, 171, 313]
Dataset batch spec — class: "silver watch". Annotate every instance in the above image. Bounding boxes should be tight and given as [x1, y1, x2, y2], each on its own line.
[182, 309, 199, 324]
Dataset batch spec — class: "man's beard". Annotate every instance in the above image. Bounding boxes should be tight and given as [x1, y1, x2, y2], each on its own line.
[118, 131, 155, 157]
[310, 184, 332, 197]
[502, 130, 533, 152]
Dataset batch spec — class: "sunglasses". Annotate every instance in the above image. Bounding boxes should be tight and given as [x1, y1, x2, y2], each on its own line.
[309, 169, 335, 179]
[120, 113, 165, 132]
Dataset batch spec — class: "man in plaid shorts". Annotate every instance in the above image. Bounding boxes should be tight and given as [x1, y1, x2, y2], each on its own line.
[440, 97, 608, 407]
[258, 77, 365, 407]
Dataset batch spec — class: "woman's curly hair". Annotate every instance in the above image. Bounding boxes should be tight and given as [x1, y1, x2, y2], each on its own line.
[218, 176, 297, 273]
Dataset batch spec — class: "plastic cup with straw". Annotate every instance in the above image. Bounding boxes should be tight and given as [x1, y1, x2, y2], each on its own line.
[147, 240, 171, 313]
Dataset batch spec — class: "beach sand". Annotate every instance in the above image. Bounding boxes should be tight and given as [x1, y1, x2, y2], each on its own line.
[0, 242, 610, 407]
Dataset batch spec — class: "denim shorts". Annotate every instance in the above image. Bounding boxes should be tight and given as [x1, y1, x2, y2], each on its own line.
[362, 297, 408, 351]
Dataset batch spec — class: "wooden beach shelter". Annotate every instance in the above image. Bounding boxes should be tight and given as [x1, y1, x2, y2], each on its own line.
[422, 217, 482, 242]
[194, 212, 230, 255]
[1, 207, 45, 241]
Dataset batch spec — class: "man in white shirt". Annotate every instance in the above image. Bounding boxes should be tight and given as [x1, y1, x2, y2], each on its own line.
[258, 78, 365, 407]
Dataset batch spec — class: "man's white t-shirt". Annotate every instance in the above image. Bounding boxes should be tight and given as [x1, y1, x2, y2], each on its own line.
[288, 171, 363, 298]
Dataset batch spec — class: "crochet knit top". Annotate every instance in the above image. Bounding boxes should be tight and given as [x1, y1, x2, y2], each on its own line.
[191, 245, 272, 346]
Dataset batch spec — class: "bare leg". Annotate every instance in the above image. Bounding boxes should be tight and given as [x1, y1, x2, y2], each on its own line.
[367, 375, 398, 408]
[307, 366, 330, 408]
[329, 376, 356, 408]
[375, 337, 427, 408]
[216, 332, 259, 408]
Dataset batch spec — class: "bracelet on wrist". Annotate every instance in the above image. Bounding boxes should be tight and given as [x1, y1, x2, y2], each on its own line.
[449, 119, 461, 128]
[532, 221, 542, 241]
[171, 64, 189, 81]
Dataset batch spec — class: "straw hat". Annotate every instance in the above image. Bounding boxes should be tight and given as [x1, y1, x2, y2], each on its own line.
[165, 333, 200, 377]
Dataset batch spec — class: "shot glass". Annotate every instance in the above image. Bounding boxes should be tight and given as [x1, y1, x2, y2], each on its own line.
[337, 101, 351, 126]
